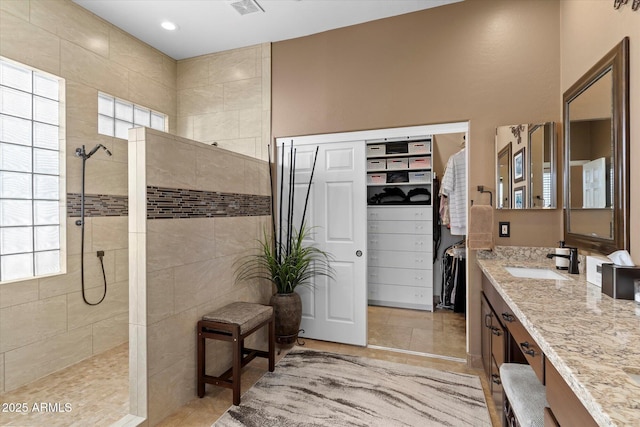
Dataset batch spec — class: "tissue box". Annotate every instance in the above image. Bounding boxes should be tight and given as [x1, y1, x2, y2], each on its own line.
[601, 264, 640, 300]
[586, 255, 609, 287]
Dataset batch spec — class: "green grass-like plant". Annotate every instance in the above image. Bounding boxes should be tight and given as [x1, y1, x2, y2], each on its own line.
[235, 224, 334, 294]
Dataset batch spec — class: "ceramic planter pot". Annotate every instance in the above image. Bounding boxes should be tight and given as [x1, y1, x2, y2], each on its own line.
[270, 292, 302, 347]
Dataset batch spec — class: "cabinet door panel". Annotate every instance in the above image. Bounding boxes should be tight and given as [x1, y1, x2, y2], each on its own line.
[368, 220, 432, 234]
[367, 206, 432, 221]
[368, 266, 431, 287]
[368, 249, 432, 270]
[368, 283, 431, 310]
[368, 233, 431, 252]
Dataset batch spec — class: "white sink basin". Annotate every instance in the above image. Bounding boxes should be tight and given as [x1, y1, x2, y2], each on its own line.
[505, 267, 569, 281]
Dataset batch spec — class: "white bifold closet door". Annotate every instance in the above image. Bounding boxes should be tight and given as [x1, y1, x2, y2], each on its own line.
[277, 140, 367, 346]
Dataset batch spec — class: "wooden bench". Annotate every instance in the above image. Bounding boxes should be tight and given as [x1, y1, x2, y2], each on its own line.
[197, 302, 275, 405]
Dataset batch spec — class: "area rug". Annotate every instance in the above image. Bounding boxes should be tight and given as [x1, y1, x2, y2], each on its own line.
[213, 348, 492, 427]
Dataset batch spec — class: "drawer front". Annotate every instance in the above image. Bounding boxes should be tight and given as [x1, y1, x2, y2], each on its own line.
[368, 283, 432, 309]
[490, 320, 505, 366]
[490, 357, 504, 412]
[368, 250, 432, 270]
[367, 206, 432, 221]
[368, 233, 431, 252]
[368, 266, 432, 287]
[503, 313, 545, 383]
[482, 275, 507, 322]
[368, 220, 432, 235]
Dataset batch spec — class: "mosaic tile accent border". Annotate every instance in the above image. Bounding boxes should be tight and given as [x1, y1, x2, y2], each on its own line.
[67, 193, 128, 217]
[146, 186, 271, 219]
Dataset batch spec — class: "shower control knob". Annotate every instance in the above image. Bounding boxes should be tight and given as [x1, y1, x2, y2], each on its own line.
[356, 250, 362, 257]
[75, 220, 82, 226]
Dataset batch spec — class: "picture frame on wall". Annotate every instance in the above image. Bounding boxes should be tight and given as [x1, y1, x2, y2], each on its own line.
[513, 147, 525, 183]
[514, 186, 526, 209]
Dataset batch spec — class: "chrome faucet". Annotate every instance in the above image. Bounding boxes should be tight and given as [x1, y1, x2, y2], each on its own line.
[546, 247, 579, 274]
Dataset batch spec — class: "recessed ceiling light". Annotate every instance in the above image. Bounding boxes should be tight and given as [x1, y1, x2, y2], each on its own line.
[161, 21, 178, 31]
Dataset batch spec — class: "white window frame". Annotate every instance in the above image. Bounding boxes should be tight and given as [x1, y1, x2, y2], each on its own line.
[97, 92, 167, 139]
[0, 56, 66, 283]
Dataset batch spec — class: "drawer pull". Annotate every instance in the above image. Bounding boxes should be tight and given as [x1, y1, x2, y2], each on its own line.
[490, 326, 502, 336]
[520, 341, 536, 357]
[491, 374, 502, 385]
[501, 313, 515, 322]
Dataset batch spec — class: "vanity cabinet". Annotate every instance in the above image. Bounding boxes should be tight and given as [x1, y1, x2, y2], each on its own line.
[545, 360, 597, 427]
[481, 295, 504, 412]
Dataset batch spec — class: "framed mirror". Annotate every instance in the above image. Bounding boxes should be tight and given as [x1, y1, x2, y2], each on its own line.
[497, 144, 511, 208]
[495, 122, 556, 209]
[564, 37, 629, 253]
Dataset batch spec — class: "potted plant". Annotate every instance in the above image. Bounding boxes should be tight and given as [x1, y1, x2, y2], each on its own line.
[235, 144, 333, 347]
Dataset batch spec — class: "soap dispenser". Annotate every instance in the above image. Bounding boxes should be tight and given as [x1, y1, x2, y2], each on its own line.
[555, 241, 570, 270]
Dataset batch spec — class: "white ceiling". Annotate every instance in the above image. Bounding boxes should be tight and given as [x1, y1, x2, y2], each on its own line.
[73, 0, 461, 60]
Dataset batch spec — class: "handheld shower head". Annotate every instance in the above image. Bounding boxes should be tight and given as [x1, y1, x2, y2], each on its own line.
[86, 144, 112, 158]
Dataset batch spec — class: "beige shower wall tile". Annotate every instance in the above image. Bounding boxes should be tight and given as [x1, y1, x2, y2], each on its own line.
[0, 279, 39, 309]
[210, 47, 259, 84]
[92, 216, 128, 251]
[92, 311, 128, 354]
[177, 56, 209, 90]
[214, 216, 259, 258]
[61, 40, 129, 101]
[262, 56, 271, 110]
[0, 10, 61, 75]
[0, 0, 28, 20]
[39, 251, 116, 299]
[214, 138, 257, 159]
[173, 258, 230, 314]
[147, 308, 197, 378]
[30, 0, 110, 58]
[146, 218, 215, 273]
[109, 27, 175, 89]
[0, 295, 67, 353]
[66, 217, 92, 255]
[4, 326, 92, 392]
[194, 143, 245, 193]
[148, 355, 196, 426]
[66, 154, 128, 195]
[245, 158, 271, 197]
[175, 115, 194, 141]
[67, 280, 128, 330]
[193, 110, 239, 142]
[177, 85, 224, 117]
[224, 78, 261, 111]
[145, 132, 197, 189]
[238, 108, 262, 138]
[147, 268, 175, 325]
[115, 248, 129, 283]
[65, 81, 98, 140]
[128, 70, 176, 117]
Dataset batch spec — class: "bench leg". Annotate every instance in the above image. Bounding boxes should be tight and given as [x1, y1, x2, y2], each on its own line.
[197, 328, 205, 398]
[268, 317, 275, 372]
[232, 328, 241, 405]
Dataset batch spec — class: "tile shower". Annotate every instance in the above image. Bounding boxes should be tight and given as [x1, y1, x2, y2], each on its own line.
[0, 1, 271, 426]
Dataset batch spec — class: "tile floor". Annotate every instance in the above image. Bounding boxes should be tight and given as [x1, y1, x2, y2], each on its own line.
[0, 307, 499, 427]
[0, 343, 129, 427]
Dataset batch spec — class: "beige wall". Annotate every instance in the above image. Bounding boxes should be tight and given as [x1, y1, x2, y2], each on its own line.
[560, 0, 640, 264]
[128, 128, 272, 425]
[176, 44, 271, 160]
[272, 0, 561, 365]
[0, 0, 176, 394]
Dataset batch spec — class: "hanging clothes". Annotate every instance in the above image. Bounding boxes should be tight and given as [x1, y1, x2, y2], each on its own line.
[439, 242, 466, 313]
[440, 148, 467, 236]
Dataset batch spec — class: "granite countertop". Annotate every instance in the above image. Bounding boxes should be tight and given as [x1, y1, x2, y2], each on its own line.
[477, 253, 640, 427]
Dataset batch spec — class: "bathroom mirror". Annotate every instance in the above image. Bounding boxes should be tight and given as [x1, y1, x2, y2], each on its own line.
[495, 122, 556, 209]
[564, 37, 629, 253]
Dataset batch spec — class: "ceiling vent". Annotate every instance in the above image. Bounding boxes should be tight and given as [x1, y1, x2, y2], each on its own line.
[229, 0, 264, 16]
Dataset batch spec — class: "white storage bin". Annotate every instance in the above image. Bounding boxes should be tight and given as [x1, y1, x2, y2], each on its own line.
[409, 171, 430, 183]
[367, 159, 386, 171]
[367, 173, 386, 184]
[409, 157, 431, 169]
[367, 144, 386, 156]
[386, 158, 408, 170]
[408, 141, 430, 154]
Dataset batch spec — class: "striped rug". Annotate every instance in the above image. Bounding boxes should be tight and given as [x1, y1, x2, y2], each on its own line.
[213, 348, 492, 427]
